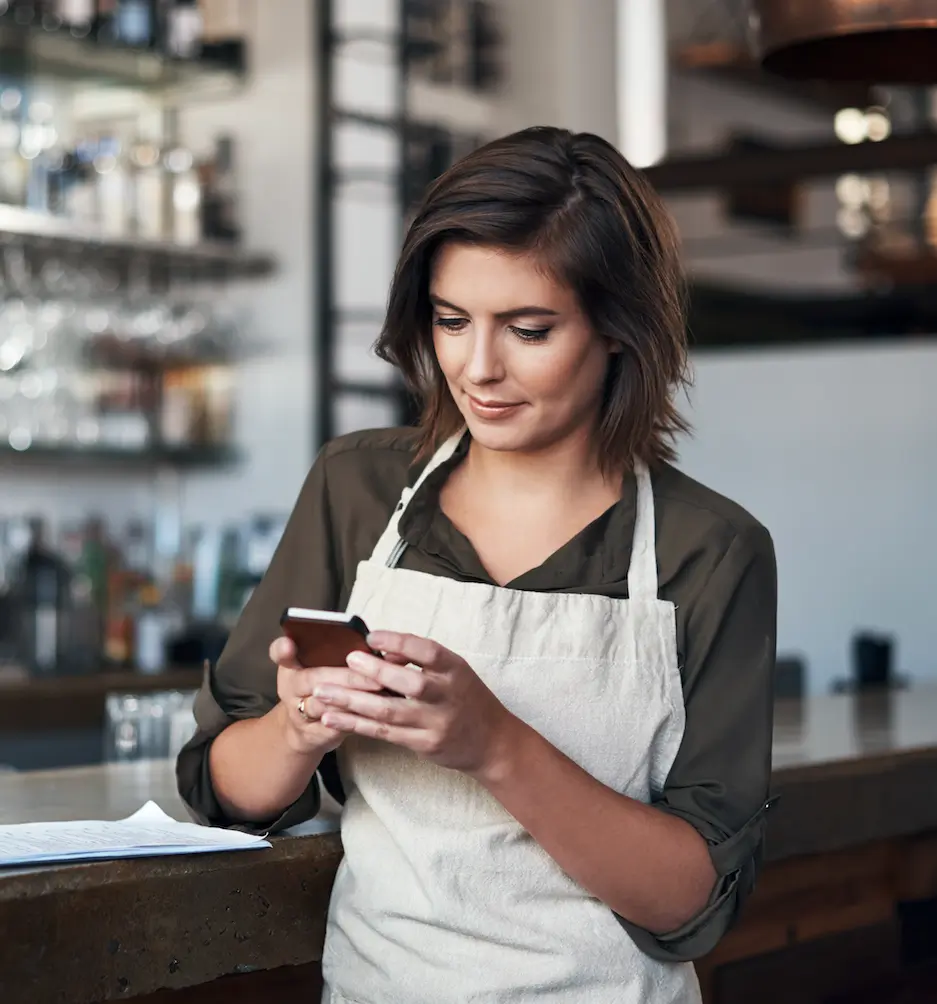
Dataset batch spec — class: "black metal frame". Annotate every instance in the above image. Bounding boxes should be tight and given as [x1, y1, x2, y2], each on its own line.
[314, 0, 415, 451]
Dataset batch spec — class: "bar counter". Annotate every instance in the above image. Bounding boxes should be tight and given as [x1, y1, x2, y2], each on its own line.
[2, 686, 937, 1004]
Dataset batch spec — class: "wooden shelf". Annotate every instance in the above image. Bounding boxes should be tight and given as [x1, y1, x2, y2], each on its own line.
[0, 443, 240, 469]
[0, 205, 275, 279]
[0, 19, 245, 101]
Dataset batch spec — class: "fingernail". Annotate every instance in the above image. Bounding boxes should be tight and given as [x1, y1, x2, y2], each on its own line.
[346, 651, 367, 669]
[313, 687, 330, 700]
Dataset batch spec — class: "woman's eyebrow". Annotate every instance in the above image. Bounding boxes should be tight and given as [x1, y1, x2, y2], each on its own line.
[430, 294, 560, 320]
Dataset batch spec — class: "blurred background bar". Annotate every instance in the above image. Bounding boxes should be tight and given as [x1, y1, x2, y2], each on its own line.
[0, 3, 935, 1002]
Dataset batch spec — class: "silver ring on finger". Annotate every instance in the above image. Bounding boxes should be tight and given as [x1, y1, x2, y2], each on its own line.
[298, 697, 311, 722]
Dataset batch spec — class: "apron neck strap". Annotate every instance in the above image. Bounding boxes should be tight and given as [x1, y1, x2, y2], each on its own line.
[369, 430, 466, 568]
[627, 461, 659, 600]
[371, 437, 659, 596]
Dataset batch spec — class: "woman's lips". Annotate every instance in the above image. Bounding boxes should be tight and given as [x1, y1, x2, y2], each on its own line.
[466, 394, 524, 420]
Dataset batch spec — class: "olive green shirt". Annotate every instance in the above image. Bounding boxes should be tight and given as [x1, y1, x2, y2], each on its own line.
[177, 427, 777, 963]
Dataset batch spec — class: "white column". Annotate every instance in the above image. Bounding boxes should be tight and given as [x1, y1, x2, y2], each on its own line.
[616, 0, 667, 166]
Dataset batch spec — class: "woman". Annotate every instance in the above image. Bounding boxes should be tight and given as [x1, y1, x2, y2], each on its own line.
[178, 126, 777, 1004]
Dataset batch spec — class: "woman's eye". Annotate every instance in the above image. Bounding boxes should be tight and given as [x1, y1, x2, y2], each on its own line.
[510, 325, 551, 343]
[434, 316, 467, 332]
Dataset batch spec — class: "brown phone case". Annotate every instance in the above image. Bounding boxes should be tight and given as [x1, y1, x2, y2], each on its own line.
[281, 617, 374, 668]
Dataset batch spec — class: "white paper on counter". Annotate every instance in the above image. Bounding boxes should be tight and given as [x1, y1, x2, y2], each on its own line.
[0, 801, 271, 868]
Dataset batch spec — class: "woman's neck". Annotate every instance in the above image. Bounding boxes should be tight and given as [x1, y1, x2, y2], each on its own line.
[462, 426, 619, 503]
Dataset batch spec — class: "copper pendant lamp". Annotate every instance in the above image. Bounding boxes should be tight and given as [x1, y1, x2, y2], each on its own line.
[749, 0, 937, 83]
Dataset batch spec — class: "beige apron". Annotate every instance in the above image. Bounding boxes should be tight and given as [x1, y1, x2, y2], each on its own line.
[321, 435, 701, 1004]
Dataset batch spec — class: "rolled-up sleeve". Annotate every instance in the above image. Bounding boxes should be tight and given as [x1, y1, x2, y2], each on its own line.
[176, 448, 343, 833]
[617, 524, 778, 961]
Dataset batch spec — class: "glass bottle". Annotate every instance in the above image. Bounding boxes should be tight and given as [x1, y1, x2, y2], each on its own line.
[0, 88, 27, 207]
[200, 134, 239, 243]
[165, 143, 202, 245]
[199, 0, 245, 69]
[13, 517, 71, 677]
[163, 0, 201, 60]
[55, 0, 95, 36]
[115, 0, 153, 48]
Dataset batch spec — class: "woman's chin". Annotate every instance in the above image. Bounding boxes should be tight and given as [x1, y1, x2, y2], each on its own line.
[462, 415, 536, 452]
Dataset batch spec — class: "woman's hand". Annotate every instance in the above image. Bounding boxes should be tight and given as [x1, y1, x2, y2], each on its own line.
[270, 636, 387, 757]
[311, 631, 519, 779]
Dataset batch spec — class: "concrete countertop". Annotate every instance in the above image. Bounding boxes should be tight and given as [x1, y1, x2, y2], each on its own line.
[2, 685, 937, 1004]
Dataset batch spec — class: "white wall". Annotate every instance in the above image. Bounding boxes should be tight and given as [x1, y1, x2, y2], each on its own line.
[178, 0, 314, 525]
[678, 343, 937, 693]
[494, 0, 618, 141]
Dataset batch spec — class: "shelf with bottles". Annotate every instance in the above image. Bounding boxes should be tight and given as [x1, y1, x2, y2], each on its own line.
[0, 355, 241, 463]
[0, 259, 248, 463]
[0, 1, 248, 102]
[0, 75, 270, 279]
[0, 508, 285, 683]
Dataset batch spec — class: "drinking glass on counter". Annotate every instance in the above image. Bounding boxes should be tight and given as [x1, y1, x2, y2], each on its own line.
[104, 690, 197, 763]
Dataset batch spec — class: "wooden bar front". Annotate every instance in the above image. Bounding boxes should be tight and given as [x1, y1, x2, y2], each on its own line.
[2, 686, 936, 1004]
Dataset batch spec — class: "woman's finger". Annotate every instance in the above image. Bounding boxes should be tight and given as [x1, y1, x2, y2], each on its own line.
[346, 651, 430, 699]
[269, 635, 301, 670]
[380, 652, 410, 666]
[314, 685, 426, 727]
[319, 708, 428, 749]
[368, 632, 449, 671]
[287, 665, 386, 697]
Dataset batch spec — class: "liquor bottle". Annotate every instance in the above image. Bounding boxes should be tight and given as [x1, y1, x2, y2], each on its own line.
[59, 519, 105, 674]
[0, 88, 27, 207]
[200, 134, 238, 242]
[164, 143, 201, 245]
[199, 0, 245, 70]
[94, 133, 131, 237]
[93, 0, 117, 42]
[13, 517, 71, 677]
[134, 583, 169, 674]
[11, 2, 49, 27]
[163, 0, 201, 59]
[65, 135, 98, 224]
[0, 519, 29, 675]
[129, 136, 165, 239]
[54, 0, 95, 36]
[115, 0, 153, 48]
[23, 102, 57, 214]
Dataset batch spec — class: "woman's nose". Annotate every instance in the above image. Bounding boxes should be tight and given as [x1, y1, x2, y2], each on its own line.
[465, 329, 504, 384]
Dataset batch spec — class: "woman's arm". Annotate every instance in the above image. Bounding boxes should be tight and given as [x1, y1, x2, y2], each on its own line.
[209, 704, 329, 823]
[178, 449, 346, 830]
[209, 638, 384, 823]
[478, 719, 716, 932]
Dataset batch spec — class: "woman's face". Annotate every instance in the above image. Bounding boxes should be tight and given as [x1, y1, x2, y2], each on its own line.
[431, 243, 616, 457]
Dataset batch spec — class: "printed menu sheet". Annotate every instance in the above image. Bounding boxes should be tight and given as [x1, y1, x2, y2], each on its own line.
[0, 801, 270, 868]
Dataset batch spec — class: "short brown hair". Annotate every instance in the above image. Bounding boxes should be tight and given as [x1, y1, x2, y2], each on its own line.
[375, 126, 691, 469]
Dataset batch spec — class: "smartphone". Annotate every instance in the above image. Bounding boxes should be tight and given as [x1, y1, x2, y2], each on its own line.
[279, 608, 375, 668]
